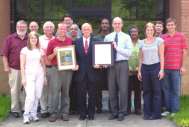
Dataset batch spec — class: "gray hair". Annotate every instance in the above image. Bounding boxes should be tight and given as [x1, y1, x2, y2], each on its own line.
[16, 20, 27, 26]
[43, 21, 55, 30]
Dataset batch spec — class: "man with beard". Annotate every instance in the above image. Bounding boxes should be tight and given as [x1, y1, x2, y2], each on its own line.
[1, 20, 28, 118]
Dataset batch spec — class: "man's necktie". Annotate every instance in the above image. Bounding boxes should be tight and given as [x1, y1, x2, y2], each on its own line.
[84, 39, 89, 54]
[114, 33, 118, 60]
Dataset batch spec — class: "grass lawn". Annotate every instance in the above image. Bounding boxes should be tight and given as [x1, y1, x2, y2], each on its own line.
[168, 96, 189, 127]
[0, 95, 10, 121]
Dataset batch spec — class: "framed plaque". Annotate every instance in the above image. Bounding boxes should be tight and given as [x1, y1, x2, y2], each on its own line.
[57, 45, 76, 70]
[92, 42, 114, 65]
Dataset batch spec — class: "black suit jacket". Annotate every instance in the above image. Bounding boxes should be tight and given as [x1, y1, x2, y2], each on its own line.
[74, 36, 99, 83]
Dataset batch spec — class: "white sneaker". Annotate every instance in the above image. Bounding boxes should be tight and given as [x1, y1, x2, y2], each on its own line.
[170, 113, 176, 117]
[29, 116, 39, 122]
[161, 111, 170, 117]
[23, 117, 30, 124]
[33, 116, 39, 122]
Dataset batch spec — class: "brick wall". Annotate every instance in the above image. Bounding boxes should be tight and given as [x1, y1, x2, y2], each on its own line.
[0, 0, 10, 94]
[170, 0, 189, 95]
[180, 0, 189, 95]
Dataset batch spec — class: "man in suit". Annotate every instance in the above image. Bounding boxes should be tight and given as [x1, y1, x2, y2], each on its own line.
[104, 17, 133, 121]
[74, 23, 99, 120]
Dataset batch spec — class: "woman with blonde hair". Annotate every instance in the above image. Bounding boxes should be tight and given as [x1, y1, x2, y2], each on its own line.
[20, 32, 46, 124]
[138, 22, 164, 120]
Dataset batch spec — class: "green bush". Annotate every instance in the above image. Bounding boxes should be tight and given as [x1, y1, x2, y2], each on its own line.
[168, 96, 189, 127]
[0, 95, 10, 121]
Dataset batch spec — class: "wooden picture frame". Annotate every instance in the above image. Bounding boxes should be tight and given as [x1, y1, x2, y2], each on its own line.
[57, 45, 76, 70]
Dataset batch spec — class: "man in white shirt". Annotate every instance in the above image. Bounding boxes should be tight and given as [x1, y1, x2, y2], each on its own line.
[39, 21, 55, 118]
[104, 17, 133, 121]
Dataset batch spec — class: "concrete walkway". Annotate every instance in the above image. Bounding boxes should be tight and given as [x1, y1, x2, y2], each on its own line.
[0, 113, 177, 127]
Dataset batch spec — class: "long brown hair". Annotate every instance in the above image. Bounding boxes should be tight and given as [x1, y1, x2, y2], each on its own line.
[27, 31, 40, 50]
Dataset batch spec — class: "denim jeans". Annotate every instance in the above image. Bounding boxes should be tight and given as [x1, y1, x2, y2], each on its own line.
[164, 70, 181, 113]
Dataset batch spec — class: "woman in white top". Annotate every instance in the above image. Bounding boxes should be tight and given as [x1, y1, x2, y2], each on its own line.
[20, 32, 46, 124]
[138, 22, 164, 120]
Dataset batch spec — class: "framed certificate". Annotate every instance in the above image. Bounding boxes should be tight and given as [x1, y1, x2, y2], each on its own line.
[57, 45, 76, 70]
[92, 42, 114, 65]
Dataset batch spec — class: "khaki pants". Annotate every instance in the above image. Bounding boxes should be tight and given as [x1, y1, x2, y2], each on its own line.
[9, 68, 25, 112]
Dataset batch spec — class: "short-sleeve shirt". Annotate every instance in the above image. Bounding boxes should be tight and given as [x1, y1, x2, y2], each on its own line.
[21, 47, 44, 74]
[39, 35, 55, 65]
[1, 33, 27, 70]
[46, 37, 72, 65]
[139, 37, 164, 65]
[161, 32, 188, 70]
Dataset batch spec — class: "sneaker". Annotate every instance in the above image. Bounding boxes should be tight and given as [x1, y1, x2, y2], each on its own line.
[23, 118, 30, 124]
[170, 113, 176, 117]
[32, 116, 39, 122]
[161, 111, 170, 117]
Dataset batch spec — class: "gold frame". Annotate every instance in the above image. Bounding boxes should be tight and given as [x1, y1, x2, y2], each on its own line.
[57, 45, 76, 70]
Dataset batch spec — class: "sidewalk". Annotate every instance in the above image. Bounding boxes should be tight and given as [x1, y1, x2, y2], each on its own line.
[0, 113, 177, 127]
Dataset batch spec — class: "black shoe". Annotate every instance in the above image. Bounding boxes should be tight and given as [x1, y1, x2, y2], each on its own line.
[117, 114, 124, 121]
[41, 112, 50, 118]
[61, 114, 69, 121]
[108, 114, 118, 120]
[48, 114, 57, 122]
[88, 115, 94, 120]
[151, 116, 161, 120]
[143, 116, 152, 120]
[135, 110, 142, 115]
[11, 112, 20, 118]
[79, 115, 86, 120]
[96, 109, 102, 113]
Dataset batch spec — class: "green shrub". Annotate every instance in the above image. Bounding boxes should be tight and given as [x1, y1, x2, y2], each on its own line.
[168, 96, 189, 127]
[0, 95, 10, 121]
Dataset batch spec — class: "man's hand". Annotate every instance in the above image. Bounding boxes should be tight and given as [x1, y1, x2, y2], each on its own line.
[53, 47, 58, 56]
[112, 42, 118, 49]
[180, 67, 186, 75]
[94, 64, 100, 69]
[4, 66, 10, 73]
[22, 78, 26, 87]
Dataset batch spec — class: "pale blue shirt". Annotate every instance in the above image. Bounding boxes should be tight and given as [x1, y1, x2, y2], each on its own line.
[104, 31, 133, 61]
[139, 37, 164, 65]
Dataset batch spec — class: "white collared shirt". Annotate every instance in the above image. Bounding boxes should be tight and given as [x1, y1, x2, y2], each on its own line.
[82, 37, 90, 47]
[104, 31, 133, 61]
[39, 35, 55, 53]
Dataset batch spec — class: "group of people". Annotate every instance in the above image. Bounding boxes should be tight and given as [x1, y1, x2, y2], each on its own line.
[1, 15, 187, 124]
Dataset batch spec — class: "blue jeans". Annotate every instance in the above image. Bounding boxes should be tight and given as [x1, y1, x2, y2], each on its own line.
[164, 70, 181, 113]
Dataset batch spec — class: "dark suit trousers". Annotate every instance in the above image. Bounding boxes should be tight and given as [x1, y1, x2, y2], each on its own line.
[108, 61, 129, 115]
[69, 76, 77, 112]
[127, 74, 141, 113]
[76, 75, 96, 117]
[96, 69, 108, 111]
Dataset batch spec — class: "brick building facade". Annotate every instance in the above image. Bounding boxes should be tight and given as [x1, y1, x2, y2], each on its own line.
[0, 0, 189, 94]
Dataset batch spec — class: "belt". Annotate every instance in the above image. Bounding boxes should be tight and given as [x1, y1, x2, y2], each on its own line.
[46, 65, 52, 68]
[115, 60, 128, 63]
